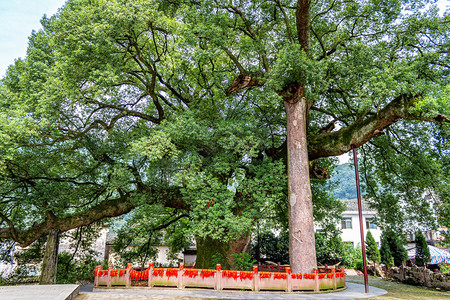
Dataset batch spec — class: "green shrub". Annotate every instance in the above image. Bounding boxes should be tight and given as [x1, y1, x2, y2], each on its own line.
[365, 231, 381, 263]
[355, 259, 364, 272]
[315, 230, 344, 266]
[386, 230, 408, 266]
[56, 252, 102, 284]
[211, 253, 228, 269]
[415, 230, 431, 267]
[250, 230, 289, 264]
[231, 252, 256, 271]
[380, 232, 394, 268]
[341, 243, 362, 269]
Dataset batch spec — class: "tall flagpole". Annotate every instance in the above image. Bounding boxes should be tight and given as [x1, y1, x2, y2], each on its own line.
[351, 144, 369, 293]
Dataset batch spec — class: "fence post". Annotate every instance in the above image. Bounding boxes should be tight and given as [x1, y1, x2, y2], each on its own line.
[314, 269, 319, 292]
[147, 263, 154, 288]
[126, 263, 132, 288]
[214, 264, 221, 290]
[147, 264, 153, 288]
[107, 265, 112, 287]
[286, 267, 292, 292]
[94, 265, 101, 287]
[253, 266, 259, 292]
[333, 268, 337, 290]
[178, 264, 184, 289]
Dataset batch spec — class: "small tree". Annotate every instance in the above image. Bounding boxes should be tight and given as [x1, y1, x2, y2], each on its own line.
[415, 230, 431, 267]
[386, 231, 408, 267]
[380, 233, 394, 268]
[365, 231, 381, 263]
[315, 230, 344, 266]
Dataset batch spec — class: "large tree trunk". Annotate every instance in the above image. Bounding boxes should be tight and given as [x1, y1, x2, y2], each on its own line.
[39, 229, 60, 285]
[195, 235, 250, 270]
[285, 98, 317, 273]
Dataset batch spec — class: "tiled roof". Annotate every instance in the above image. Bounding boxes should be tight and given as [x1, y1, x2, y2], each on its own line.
[341, 199, 376, 212]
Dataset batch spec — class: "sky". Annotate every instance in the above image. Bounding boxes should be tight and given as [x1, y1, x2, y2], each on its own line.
[0, 0, 66, 76]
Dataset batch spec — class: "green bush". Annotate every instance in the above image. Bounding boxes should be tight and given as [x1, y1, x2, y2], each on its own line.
[341, 243, 363, 269]
[231, 252, 256, 271]
[355, 259, 364, 272]
[365, 231, 381, 263]
[315, 230, 344, 265]
[415, 230, 431, 267]
[386, 230, 408, 266]
[250, 230, 289, 264]
[211, 253, 228, 269]
[380, 232, 394, 268]
[56, 252, 102, 284]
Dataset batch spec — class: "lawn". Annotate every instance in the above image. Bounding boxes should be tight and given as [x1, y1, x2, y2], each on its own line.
[346, 275, 450, 300]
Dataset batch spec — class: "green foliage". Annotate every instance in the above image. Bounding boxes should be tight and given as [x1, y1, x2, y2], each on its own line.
[251, 230, 289, 265]
[55, 225, 104, 283]
[365, 231, 381, 263]
[268, 44, 327, 98]
[56, 252, 101, 284]
[111, 205, 189, 267]
[440, 264, 449, 275]
[211, 253, 227, 269]
[355, 259, 364, 272]
[385, 230, 408, 267]
[315, 228, 345, 266]
[231, 252, 256, 271]
[359, 121, 449, 232]
[414, 230, 431, 267]
[341, 244, 363, 270]
[380, 232, 394, 268]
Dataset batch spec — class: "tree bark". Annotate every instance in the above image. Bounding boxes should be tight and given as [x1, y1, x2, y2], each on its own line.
[39, 229, 60, 285]
[285, 98, 317, 273]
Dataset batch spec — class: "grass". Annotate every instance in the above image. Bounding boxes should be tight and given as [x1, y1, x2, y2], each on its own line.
[346, 275, 450, 299]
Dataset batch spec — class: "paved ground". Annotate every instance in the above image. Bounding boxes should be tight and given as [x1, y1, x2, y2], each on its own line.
[0, 284, 79, 300]
[0, 282, 387, 300]
[75, 283, 387, 299]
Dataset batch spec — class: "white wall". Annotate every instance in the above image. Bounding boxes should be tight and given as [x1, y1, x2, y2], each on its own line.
[340, 212, 382, 247]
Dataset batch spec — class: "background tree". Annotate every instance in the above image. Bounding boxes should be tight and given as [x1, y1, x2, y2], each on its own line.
[386, 230, 409, 267]
[251, 230, 290, 265]
[365, 231, 380, 263]
[415, 230, 431, 267]
[380, 232, 394, 268]
[314, 228, 345, 266]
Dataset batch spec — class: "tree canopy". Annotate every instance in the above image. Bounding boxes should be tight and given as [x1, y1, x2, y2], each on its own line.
[0, 0, 448, 273]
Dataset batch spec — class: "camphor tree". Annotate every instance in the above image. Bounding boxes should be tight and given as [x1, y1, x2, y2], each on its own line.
[0, 0, 448, 278]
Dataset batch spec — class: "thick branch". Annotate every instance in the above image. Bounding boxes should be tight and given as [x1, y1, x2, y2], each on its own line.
[307, 94, 450, 160]
[0, 186, 187, 247]
[225, 72, 264, 96]
[296, 0, 311, 52]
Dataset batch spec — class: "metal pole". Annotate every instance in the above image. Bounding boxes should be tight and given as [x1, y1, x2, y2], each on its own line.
[351, 144, 369, 293]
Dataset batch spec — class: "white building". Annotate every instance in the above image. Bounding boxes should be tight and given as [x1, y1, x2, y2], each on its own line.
[339, 199, 382, 247]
